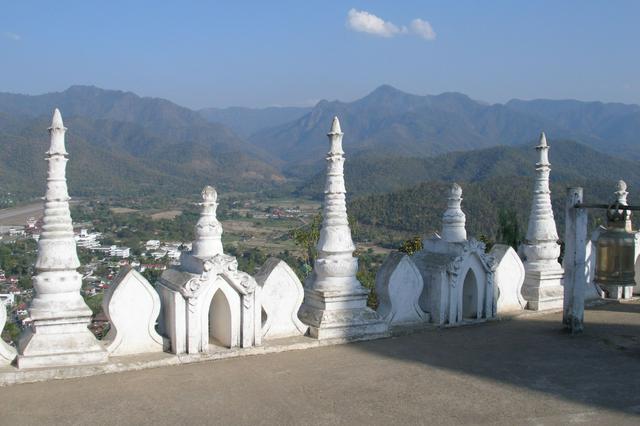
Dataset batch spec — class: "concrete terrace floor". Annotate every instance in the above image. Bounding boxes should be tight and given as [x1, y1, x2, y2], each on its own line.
[2, 301, 640, 425]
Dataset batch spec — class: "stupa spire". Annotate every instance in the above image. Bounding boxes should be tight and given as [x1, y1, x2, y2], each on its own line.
[329, 116, 342, 134]
[521, 132, 564, 311]
[47, 108, 68, 155]
[17, 109, 107, 369]
[191, 185, 223, 258]
[441, 183, 467, 243]
[525, 132, 557, 243]
[298, 116, 386, 339]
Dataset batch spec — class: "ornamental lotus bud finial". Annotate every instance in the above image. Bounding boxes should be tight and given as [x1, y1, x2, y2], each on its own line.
[450, 182, 462, 198]
[201, 185, 217, 204]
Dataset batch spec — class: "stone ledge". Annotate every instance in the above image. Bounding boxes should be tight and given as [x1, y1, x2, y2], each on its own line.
[0, 332, 389, 387]
[2, 297, 626, 387]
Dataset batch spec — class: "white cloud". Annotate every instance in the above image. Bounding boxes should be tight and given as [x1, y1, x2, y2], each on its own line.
[4, 32, 21, 41]
[410, 18, 436, 40]
[346, 9, 436, 41]
[346, 9, 405, 38]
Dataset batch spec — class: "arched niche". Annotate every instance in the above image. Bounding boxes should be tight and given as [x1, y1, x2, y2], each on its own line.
[210, 290, 232, 347]
[457, 254, 487, 322]
[462, 269, 479, 319]
[199, 276, 241, 349]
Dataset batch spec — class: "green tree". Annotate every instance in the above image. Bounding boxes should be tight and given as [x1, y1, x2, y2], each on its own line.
[291, 214, 322, 270]
[399, 236, 423, 255]
[496, 208, 523, 250]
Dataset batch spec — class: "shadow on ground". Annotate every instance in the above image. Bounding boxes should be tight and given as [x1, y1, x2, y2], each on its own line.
[352, 300, 640, 417]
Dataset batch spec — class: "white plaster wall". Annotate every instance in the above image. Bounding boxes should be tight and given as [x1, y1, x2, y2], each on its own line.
[0, 305, 16, 364]
[490, 244, 526, 313]
[255, 258, 307, 339]
[102, 269, 164, 356]
[376, 253, 427, 325]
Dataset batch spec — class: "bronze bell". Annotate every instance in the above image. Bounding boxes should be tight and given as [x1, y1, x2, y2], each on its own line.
[594, 202, 636, 287]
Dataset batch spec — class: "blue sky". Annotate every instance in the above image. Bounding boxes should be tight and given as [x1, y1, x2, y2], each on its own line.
[1, 1, 639, 109]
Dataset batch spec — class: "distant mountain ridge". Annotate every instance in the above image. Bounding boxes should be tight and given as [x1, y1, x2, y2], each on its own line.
[3, 84, 640, 203]
[199, 106, 311, 139]
[247, 85, 640, 168]
[0, 86, 284, 200]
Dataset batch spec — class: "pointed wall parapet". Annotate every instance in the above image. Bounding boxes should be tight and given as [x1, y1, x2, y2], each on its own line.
[255, 258, 308, 339]
[0, 305, 17, 365]
[17, 109, 108, 369]
[441, 183, 467, 243]
[102, 267, 164, 356]
[298, 117, 387, 339]
[521, 132, 564, 311]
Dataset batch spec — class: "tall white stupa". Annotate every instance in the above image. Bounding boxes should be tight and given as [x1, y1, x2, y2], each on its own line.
[17, 109, 108, 368]
[521, 132, 564, 310]
[298, 117, 387, 339]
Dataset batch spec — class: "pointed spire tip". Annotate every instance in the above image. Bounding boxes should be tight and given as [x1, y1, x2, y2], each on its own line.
[329, 116, 342, 134]
[539, 131, 547, 147]
[51, 108, 64, 129]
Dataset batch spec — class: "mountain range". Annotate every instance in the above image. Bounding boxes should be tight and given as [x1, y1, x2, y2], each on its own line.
[199, 106, 311, 139]
[247, 85, 640, 168]
[0, 86, 283, 200]
[1, 84, 640, 203]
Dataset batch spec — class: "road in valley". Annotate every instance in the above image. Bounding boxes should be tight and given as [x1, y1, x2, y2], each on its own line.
[0, 203, 44, 226]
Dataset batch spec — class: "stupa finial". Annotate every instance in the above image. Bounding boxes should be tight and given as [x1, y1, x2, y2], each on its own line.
[441, 182, 467, 243]
[539, 132, 547, 147]
[329, 116, 342, 135]
[50, 108, 64, 129]
[616, 180, 628, 203]
[47, 108, 68, 155]
[192, 185, 223, 258]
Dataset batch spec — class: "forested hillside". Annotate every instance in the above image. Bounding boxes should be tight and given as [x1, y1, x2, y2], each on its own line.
[298, 140, 640, 199]
[348, 176, 620, 243]
[0, 86, 284, 201]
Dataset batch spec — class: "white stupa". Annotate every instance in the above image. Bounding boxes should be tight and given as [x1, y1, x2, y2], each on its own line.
[298, 117, 387, 339]
[521, 132, 564, 310]
[17, 109, 108, 369]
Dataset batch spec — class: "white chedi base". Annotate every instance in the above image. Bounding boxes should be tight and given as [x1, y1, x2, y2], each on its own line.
[102, 268, 164, 356]
[0, 305, 17, 365]
[521, 241, 565, 311]
[490, 245, 526, 313]
[255, 258, 308, 339]
[17, 271, 108, 369]
[521, 268, 564, 311]
[298, 284, 388, 340]
[375, 253, 429, 326]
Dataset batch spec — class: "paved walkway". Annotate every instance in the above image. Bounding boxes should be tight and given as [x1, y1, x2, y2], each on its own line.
[1, 301, 640, 425]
